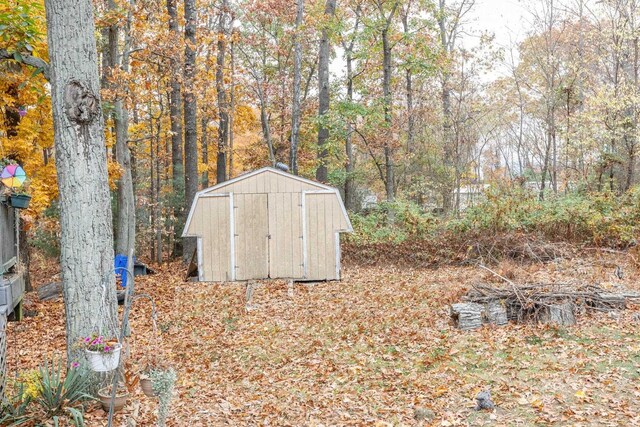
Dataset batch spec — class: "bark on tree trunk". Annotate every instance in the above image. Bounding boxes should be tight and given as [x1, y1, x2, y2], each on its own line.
[168, 0, 184, 258]
[114, 0, 135, 256]
[229, 29, 236, 178]
[183, 0, 198, 261]
[344, 39, 356, 211]
[216, 0, 229, 184]
[439, 0, 454, 213]
[316, 0, 336, 182]
[44, 0, 117, 360]
[289, 0, 305, 175]
[382, 24, 395, 202]
[401, 5, 414, 153]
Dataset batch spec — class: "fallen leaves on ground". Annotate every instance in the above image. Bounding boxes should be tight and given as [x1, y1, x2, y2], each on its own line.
[7, 251, 640, 426]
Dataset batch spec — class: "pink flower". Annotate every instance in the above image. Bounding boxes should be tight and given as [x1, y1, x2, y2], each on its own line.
[84, 337, 91, 343]
[104, 346, 110, 352]
[71, 362, 79, 368]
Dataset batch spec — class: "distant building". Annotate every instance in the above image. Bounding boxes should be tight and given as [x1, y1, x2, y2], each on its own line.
[453, 183, 490, 211]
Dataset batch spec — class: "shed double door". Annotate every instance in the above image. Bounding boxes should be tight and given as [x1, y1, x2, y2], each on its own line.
[233, 193, 304, 280]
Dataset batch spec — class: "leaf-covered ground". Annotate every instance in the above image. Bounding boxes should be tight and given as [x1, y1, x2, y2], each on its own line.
[7, 252, 640, 426]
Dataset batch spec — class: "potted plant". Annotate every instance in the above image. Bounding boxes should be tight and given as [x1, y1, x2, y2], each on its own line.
[97, 384, 130, 412]
[149, 367, 176, 427]
[77, 333, 122, 372]
[9, 189, 31, 209]
[139, 360, 173, 398]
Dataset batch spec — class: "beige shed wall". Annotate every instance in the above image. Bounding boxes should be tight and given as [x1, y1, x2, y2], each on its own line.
[186, 195, 232, 282]
[184, 169, 351, 282]
[304, 192, 348, 280]
[268, 192, 304, 278]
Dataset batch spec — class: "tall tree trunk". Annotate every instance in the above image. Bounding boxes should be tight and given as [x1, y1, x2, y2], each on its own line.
[258, 86, 276, 165]
[401, 4, 414, 153]
[167, 0, 183, 257]
[183, 0, 198, 260]
[229, 29, 236, 178]
[201, 113, 209, 186]
[381, 23, 395, 202]
[216, 0, 229, 183]
[289, 0, 304, 175]
[114, 0, 135, 256]
[439, 0, 453, 213]
[44, 0, 117, 360]
[344, 47, 356, 211]
[316, 0, 336, 182]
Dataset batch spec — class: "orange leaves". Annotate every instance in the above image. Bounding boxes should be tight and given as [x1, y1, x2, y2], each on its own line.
[7, 250, 640, 425]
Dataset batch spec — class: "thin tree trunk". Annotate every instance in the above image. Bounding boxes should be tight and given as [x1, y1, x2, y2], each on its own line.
[258, 86, 276, 165]
[183, 0, 198, 260]
[168, 0, 183, 257]
[439, 0, 453, 213]
[345, 49, 356, 211]
[201, 113, 209, 186]
[44, 0, 117, 360]
[401, 5, 414, 153]
[114, 0, 135, 256]
[216, 0, 229, 183]
[316, 0, 336, 182]
[229, 28, 236, 178]
[381, 22, 396, 201]
[289, 0, 304, 175]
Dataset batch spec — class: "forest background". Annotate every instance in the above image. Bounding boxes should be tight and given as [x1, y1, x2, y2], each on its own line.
[2, 0, 640, 260]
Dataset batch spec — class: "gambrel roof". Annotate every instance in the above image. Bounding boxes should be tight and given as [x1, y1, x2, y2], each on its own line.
[182, 167, 352, 237]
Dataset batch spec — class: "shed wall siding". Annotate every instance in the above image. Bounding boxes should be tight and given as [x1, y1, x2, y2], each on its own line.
[184, 169, 350, 282]
[268, 192, 304, 278]
[305, 192, 341, 280]
[0, 204, 16, 270]
[189, 196, 232, 281]
[234, 193, 269, 280]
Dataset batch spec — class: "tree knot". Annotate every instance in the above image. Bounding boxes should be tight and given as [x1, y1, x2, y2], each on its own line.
[64, 80, 99, 124]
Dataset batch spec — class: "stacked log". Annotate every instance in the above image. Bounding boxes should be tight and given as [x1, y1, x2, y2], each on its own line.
[450, 282, 639, 330]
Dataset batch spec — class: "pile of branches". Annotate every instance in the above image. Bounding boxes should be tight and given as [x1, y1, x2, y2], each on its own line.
[451, 280, 640, 330]
[343, 232, 576, 269]
[464, 233, 575, 264]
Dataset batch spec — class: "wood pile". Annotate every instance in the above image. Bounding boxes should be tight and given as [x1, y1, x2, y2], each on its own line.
[451, 282, 640, 330]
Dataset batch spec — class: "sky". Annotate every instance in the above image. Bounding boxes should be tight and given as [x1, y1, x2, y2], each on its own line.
[463, 0, 529, 81]
[467, 0, 529, 50]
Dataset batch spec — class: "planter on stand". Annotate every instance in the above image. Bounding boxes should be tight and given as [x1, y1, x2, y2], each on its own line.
[98, 386, 130, 412]
[9, 194, 31, 209]
[85, 343, 122, 372]
[140, 378, 156, 398]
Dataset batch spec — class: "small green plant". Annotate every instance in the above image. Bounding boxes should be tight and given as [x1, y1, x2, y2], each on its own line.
[149, 367, 177, 427]
[0, 359, 93, 426]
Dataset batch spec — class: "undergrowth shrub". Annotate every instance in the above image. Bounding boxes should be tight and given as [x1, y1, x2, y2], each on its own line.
[348, 187, 640, 248]
[346, 200, 438, 244]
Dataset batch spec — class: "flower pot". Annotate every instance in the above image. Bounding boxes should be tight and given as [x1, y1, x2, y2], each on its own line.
[9, 194, 31, 209]
[85, 343, 122, 372]
[140, 378, 156, 398]
[98, 387, 129, 412]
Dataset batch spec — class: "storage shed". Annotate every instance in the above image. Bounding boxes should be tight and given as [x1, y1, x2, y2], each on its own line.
[182, 167, 352, 282]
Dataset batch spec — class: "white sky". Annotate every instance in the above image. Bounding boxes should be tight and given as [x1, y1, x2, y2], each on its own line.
[467, 0, 528, 49]
[463, 0, 529, 81]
